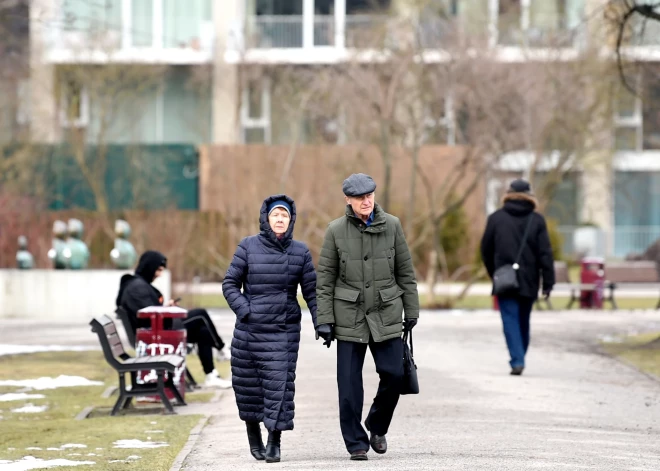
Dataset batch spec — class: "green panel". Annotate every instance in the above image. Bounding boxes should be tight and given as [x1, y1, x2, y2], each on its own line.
[4, 144, 199, 210]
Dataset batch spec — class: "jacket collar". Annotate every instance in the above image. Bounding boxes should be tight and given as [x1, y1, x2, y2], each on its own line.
[345, 203, 387, 233]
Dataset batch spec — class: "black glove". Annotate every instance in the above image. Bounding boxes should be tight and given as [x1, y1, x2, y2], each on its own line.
[542, 289, 551, 301]
[403, 318, 417, 332]
[315, 324, 334, 348]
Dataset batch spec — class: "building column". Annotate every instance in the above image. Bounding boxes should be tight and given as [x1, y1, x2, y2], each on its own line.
[303, 0, 314, 48]
[580, 151, 614, 257]
[212, 0, 240, 144]
[334, 0, 345, 48]
[29, 0, 60, 143]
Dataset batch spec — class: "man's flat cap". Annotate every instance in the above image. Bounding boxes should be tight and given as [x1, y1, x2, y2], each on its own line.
[342, 173, 377, 197]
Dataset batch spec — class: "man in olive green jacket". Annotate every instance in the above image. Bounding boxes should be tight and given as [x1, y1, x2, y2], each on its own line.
[315, 173, 420, 461]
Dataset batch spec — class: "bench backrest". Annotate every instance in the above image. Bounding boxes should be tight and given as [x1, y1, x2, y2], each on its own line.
[554, 261, 570, 283]
[115, 306, 137, 348]
[90, 315, 129, 368]
[606, 261, 660, 283]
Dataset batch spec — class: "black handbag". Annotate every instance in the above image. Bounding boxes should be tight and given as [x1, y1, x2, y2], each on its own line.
[492, 215, 533, 296]
[400, 330, 419, 395]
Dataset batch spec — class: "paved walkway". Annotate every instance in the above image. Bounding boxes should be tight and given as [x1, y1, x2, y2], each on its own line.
[3, 310, 660, 470]
[174, 282, 660, 298]
[179, 309, 660, 470]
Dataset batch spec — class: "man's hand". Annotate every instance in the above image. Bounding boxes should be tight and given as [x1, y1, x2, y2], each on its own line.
[403, 318, 417, 332]
[542, 289, 551, 301]
[315, 324, 334, 348]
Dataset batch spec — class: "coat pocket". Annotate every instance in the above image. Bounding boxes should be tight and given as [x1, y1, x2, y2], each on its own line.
[378, 284, 404, 326]
[333, 286, 360, 327]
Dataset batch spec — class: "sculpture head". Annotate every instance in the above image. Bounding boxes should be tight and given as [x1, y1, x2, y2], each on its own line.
[67, 218, 84, 239]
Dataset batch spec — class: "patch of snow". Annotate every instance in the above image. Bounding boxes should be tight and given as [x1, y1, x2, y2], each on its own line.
[67, 454, 81, 457]
[144, 430, 164, 434]
[0, 345, 96, 357]
[95, 448, 103, 451]
[46, 448, 60, 451]
[60, 444, 86, 450]
[11, 404, 48, 414]
[25, 448, 41, 451]
[0, 456, 95, 470]
[0, 394, 45, 402]
[150, 421, 157, 425]
[0, 376, 102, 391]
[109, 455, 140, 463]
[113, 439, 169, 449]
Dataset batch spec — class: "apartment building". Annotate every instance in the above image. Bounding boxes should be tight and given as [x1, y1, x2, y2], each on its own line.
[22, 0, 660, 258]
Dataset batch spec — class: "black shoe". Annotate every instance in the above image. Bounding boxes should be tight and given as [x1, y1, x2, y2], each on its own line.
[265, 430, 281, 463]
[369, 434, 387, 454]
[245, 422, 266, 461]
[350, 450, 368, 461]
[510, 366, 524, 376]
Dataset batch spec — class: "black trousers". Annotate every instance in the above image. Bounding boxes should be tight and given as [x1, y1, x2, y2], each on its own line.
[182, 308, 225, 375]
[337, 336, 404, 453]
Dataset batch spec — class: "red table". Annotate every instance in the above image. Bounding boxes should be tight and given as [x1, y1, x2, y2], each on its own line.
[136, 306, 188, 402]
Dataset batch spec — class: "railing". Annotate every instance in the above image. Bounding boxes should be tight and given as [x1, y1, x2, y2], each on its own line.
[613, 226, 660, 258]
[47, 18, 214, 60]
[558, 226, 660, 259]
[245, 14, 391, 49]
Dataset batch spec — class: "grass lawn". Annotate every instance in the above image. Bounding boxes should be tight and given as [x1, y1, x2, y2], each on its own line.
[602, 332, 660, 378]
[182, 293, 660, 311]
[0, 350, 228, 470]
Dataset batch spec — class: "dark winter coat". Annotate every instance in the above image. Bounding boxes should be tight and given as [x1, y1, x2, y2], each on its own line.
[480, 193, 555, 299]
[116, 250, 167, 332]
[316, 203, 419, 343]
[222, 194, 317, 432]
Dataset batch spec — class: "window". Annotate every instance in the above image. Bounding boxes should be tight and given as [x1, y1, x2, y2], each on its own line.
[643, 78, 660, 150]
[423, 94, 455, 145]
[60, 78, 89, 128]
[497, 0, 584, 47]
[241, 79, 271, 143]
[614, 87, 642, 151]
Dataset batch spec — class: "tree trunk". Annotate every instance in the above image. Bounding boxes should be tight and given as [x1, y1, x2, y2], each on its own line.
[379, 119, 392, 212]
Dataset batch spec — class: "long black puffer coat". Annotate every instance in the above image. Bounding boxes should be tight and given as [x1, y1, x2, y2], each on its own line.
[222, 194, 317, 432]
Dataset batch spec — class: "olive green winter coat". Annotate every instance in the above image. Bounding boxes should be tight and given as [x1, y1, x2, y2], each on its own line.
[316, 204, 420, 343]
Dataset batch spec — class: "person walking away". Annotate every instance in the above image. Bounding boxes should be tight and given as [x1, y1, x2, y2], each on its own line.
[222, 195, 318, 463]
[480, 179, 555, 375]
[315, 173, 420, 461]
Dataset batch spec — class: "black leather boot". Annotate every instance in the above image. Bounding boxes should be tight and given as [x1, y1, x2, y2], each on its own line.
[265, 430, 281, 463]
[246, 422, 266, 460]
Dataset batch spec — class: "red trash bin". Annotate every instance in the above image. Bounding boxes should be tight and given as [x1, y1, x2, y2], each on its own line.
[135, 306, 188, 402]
[580, 257, 605, 309]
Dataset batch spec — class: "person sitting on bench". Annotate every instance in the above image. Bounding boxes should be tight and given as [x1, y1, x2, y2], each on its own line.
[116, 250, 232, 389]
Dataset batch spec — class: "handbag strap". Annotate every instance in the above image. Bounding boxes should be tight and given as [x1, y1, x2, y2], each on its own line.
[514, 215, 534, 265]
[403, 329, 413, 357]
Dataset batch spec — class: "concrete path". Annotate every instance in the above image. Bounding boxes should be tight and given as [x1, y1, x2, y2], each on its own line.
[3, 310, 660, 470]
[174, 282, 660, 298]
[179, 309, 660, 471]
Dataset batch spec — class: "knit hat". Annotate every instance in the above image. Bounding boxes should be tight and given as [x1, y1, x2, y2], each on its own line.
[267, 200, 291, 216]
[507, 179, 532, 194]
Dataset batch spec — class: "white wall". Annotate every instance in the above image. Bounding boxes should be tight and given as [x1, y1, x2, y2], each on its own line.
[0, 270, 171, 323]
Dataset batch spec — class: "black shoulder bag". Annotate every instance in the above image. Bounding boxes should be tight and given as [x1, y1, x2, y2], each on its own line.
[400, 330, 419, 395]
[492, 215, 533, 296]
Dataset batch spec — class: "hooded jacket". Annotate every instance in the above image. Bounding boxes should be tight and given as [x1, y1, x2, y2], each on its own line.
[222, 194, 317, 431]
[480, 192, 555, 299]
[116, 250, 167, 332]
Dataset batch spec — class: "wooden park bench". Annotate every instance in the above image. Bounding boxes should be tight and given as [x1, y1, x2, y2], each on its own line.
[560, 261, 660, 310]
[90, 315, 186, 416]
[115, 306, 200, 390]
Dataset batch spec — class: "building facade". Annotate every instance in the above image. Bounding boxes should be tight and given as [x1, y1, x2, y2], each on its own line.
[20, 0, 660, 258]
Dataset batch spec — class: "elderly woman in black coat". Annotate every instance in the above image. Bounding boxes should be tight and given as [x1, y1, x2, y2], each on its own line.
[222, 194, 317, 463]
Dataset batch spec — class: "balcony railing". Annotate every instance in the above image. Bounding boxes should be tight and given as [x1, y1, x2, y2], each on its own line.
[46, 18, 214, 63]
[245, 14, 391, 49]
